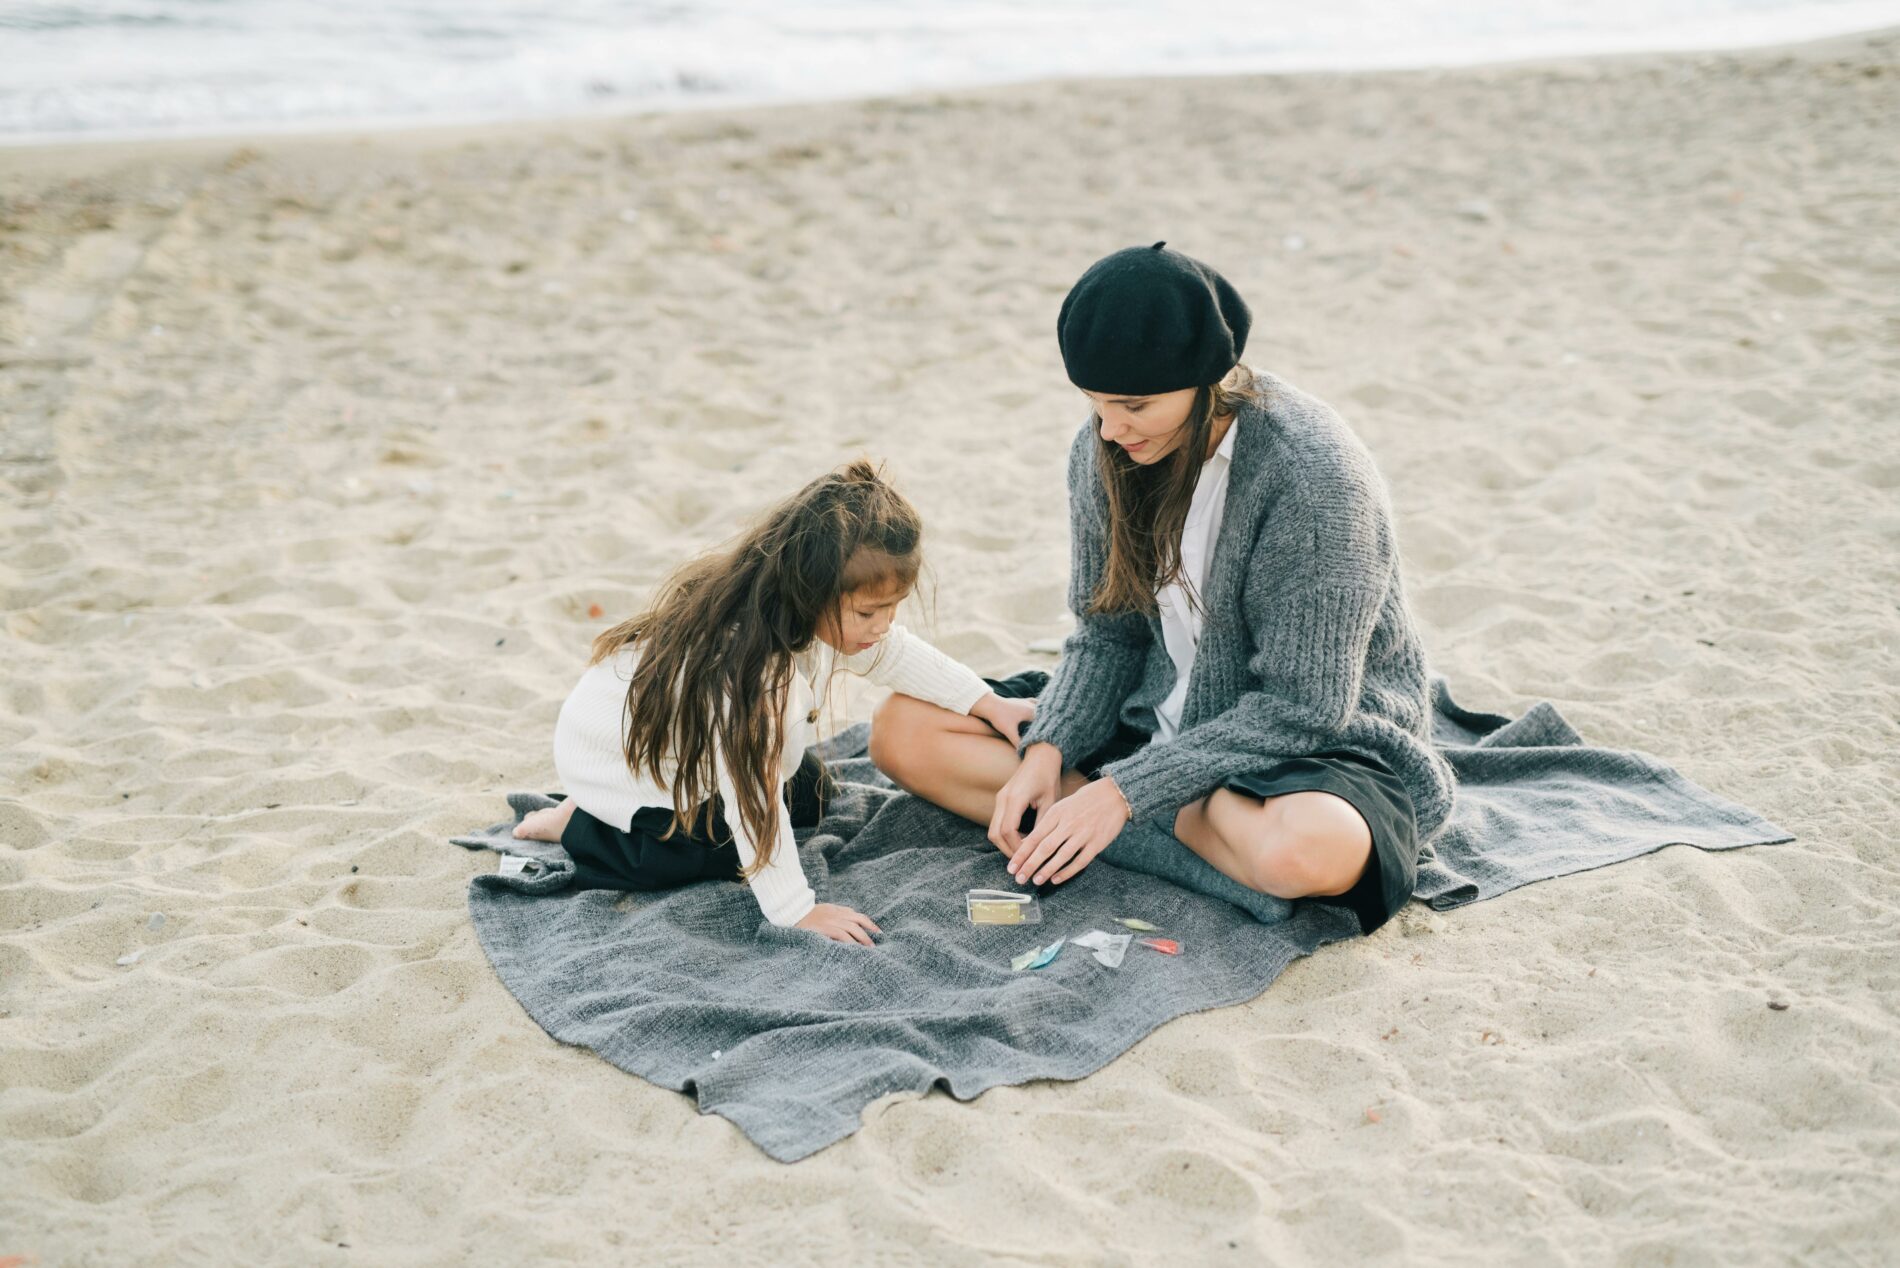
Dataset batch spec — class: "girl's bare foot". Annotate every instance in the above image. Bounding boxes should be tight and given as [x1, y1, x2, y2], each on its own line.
[514, 798, 578, 843]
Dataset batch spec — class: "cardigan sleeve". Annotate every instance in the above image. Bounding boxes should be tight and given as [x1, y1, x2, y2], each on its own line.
[837, 623, 988, 715]
[1096, 471, 1393, 823]
[712, 713, 816, 927]
[1017, 421, 1154, 766]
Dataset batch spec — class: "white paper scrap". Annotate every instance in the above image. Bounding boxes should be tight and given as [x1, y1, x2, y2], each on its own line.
[1071, 929, 1132, 969]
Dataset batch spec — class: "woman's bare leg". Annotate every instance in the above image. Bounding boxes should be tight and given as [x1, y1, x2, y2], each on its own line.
[1173, 789, 1373, 899]
[875, 690, 1370, 896]
[869, 692, 1086, 829]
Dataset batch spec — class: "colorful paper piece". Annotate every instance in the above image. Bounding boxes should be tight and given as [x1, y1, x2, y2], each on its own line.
[1137, 937, 1182, 955]
[1072, 929, 1133, 968]
[1011, 938, 1066, 972]
[1114, 918, 1160, 932]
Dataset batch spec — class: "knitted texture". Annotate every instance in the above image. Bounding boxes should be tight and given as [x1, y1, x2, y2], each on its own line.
[1020, 372, 1458, 837]
[451, 685, 1790, 1162]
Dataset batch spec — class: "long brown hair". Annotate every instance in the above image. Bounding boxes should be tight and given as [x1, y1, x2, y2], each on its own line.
[591, 459, 922, 873]
[1089, 365, 1263, 616]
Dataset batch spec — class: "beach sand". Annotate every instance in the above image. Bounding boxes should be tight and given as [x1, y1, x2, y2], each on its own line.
[3, 27, 1897, 1266]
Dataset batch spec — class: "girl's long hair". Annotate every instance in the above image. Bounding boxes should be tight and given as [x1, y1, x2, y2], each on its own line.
[1089, 364, 1262, 616]
[590, 459, 921, 876]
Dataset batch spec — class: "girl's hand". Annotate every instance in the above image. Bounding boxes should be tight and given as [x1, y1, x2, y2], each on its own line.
[1009, 776, 1132, 887]
[796, 903, 882, 946]
[971, 691, 1036, 744]
[989, 742, 1063, 858]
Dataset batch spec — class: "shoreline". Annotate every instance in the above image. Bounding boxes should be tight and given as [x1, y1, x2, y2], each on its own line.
[4, 20, 1897, 171]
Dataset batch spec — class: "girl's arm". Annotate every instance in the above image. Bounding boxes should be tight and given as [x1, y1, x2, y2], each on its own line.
[713, 745, 815, 927]
[837, 624, 989, 716]
[1017, 422, 1153, 765]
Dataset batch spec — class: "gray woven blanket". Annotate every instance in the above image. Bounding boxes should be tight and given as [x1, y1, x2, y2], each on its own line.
[450, 678, 1789, 1162]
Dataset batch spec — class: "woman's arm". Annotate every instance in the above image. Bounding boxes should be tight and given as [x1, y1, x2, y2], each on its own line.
[1098, 479, 1393, 823]
[1008, 464, 1396, 886]
[1016, 422, 1153, 766]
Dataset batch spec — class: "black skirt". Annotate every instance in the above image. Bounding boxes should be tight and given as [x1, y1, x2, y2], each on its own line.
[557, 750, 834, 894]
[986, 669, 1419, 935]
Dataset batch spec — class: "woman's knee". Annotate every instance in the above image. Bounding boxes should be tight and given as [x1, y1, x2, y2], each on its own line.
[1223, 790, 1372, 899]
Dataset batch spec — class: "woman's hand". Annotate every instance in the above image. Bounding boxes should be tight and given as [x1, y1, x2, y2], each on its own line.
[989, 742, 1063, 858]
[970, 691, 1036, 744]
[1008, 776, 1132, 887]
[795, 903, 882, 946]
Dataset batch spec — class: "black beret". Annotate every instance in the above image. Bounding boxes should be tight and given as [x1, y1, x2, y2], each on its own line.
[1056, 242, 1252, 395]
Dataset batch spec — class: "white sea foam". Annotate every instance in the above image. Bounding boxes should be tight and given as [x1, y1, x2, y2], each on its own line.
[3, 0, 1898, 141]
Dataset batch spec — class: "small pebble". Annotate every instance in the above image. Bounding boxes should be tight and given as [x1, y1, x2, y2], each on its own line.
[116, 950, 144, 967]
[1767, 1000, 1789, 1011]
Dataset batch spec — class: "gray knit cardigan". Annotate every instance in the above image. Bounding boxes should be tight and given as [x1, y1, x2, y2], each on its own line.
[1020, 371, 1457, 841]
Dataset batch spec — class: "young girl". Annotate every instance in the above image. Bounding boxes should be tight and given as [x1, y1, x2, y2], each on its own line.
[871, 243, 1457, 935]
[513, 459, 1035, 945]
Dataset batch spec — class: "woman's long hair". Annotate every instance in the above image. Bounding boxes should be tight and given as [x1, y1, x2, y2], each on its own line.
[1089, 365, 1262, 616]
[591, 459, 921, 874]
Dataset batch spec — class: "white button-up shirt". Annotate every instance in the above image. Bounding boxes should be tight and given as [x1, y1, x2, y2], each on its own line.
[1153, 419, 1237, 742]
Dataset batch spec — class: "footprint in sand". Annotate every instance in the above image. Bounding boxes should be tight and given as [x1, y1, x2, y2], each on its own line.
[1756, 268, 1829, 298]
[1123, 1147, 1261, 1218]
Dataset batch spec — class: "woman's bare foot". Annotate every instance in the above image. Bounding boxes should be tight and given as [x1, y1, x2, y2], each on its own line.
[514, 798, 577, 843]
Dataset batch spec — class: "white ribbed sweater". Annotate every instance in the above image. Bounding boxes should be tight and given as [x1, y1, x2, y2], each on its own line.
[553, 625, 989, 927]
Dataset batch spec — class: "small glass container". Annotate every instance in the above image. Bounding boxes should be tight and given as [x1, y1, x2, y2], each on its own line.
[966, 888, 1042, 925]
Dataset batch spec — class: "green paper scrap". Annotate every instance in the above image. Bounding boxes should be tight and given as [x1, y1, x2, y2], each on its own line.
[1114, 918, 1160, 932]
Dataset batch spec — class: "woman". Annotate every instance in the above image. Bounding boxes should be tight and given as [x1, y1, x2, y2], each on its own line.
[871, 242, 1454, 934]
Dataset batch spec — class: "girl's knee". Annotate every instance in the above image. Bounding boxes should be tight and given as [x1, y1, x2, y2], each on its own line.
[868, 693, 934, 785]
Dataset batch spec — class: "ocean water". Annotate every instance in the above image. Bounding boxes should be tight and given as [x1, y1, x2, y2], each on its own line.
[2, 0, 1897, 142]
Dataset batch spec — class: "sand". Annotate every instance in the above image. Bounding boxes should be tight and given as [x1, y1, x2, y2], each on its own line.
[3, 26, 1897, 1266]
